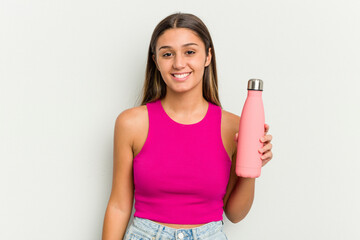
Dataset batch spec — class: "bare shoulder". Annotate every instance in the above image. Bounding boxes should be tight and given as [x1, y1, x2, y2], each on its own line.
[115, 105, 148, 146]
[220, 108, 241, 158]
[116, 104, 148, 125]
[221, 108, 240, 132]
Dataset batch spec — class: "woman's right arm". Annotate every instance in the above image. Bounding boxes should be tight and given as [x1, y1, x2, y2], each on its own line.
[102, 109, 136, 240]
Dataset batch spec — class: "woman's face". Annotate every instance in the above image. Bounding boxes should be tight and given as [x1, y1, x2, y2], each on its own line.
[153, 28, 212, 94]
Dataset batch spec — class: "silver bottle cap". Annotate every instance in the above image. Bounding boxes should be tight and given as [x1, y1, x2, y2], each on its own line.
[247, 79, 263, 91]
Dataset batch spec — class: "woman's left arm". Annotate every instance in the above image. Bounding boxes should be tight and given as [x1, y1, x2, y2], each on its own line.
[224, 124, 273, 223]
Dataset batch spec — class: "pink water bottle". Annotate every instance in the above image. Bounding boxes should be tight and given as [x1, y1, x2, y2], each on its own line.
[236, 79, 265, 178]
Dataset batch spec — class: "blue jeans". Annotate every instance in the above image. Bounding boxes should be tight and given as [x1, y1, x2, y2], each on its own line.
[124, 217, 228, 240]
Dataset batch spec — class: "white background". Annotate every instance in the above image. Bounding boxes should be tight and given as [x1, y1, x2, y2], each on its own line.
[1, 0, 359, 239]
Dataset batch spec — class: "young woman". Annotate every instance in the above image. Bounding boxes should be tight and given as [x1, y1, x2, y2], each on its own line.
[102, 12, 273, 240]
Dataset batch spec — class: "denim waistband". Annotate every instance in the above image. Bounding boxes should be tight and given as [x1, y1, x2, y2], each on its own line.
[131, 217, 224, 240]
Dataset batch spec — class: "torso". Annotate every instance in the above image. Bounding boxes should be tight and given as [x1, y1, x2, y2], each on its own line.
[130, 102, 239, 229]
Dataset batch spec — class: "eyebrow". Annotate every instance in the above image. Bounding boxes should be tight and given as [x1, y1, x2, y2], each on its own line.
[158, 43, 199, 51]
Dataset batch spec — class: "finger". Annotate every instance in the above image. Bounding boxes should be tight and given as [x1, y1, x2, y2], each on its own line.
[258, 143, 272, 154]
[262, 158, 270, 167]
[234, 132, 238, 142]
[260, 151, 273, 161]
[260, 134, 272, 143]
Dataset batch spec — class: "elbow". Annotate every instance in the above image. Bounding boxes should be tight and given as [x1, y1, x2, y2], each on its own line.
[224, 199, 254, 224]
[233, 211, 250, 223]
[225, 210, 250, 224]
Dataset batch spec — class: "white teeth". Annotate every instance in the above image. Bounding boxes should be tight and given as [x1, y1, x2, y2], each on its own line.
[173, 73, 190, 78]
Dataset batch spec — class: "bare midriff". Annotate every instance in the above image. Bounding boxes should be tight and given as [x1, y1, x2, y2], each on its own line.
[152, 221, 206, 229]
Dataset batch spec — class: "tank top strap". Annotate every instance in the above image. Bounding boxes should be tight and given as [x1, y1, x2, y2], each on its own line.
[143, 100, 162, 145]
[145, 99, 165, 125]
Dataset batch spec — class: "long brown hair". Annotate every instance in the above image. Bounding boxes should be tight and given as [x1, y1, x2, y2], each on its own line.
[139, 12, 222, 108]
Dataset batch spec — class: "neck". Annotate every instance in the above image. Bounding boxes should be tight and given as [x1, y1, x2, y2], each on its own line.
[161, 89, 208, 117]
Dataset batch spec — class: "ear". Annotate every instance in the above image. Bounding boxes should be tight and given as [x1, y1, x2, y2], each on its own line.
[152, 54, 159, 70]
[205, 47, 212, 67]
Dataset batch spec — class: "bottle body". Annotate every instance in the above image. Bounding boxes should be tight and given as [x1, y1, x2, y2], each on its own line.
[236, 90, 265, 178]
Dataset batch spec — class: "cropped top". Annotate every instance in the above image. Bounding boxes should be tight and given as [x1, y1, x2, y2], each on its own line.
[133, 99, 232, 224]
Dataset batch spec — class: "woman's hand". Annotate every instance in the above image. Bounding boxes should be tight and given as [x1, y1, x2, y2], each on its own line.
[234, 123, 273, 167]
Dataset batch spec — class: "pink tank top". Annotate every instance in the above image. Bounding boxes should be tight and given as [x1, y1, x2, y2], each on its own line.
[133, 99, 232, 224]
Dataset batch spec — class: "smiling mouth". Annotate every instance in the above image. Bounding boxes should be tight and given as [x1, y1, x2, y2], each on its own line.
[171, 72, 191, 79]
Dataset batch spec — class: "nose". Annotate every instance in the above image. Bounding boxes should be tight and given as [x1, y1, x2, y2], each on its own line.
[172, 54, 186, 69]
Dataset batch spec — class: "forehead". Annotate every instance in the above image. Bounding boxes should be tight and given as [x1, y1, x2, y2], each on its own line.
[156, 28, 204, 50]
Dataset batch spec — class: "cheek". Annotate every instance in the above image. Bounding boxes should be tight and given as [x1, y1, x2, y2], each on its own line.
[156, 60, 171, 71]
[189, 57, 207, 73]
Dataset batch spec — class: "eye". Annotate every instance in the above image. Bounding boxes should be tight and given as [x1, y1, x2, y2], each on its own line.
[186, 50, 195, 55]
[162, 52, 172, 57]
